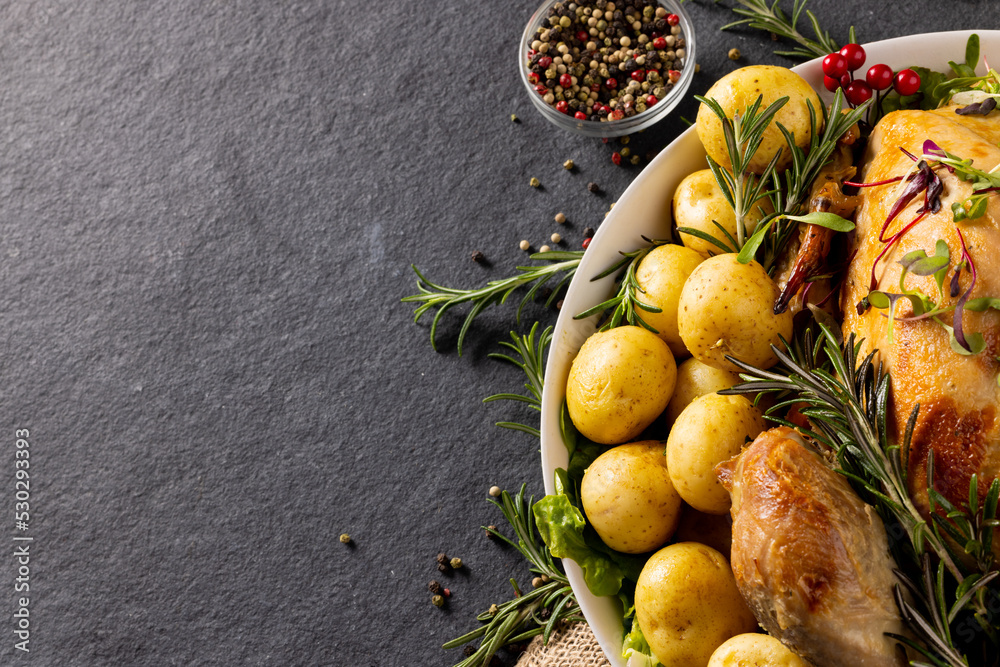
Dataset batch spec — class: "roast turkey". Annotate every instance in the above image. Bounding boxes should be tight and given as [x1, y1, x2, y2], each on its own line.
[840, 106, 1000, 525]
[718, 427, 905, 667]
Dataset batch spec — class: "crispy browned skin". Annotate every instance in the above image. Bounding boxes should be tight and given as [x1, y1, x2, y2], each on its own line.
[718, 427, 904, 667]
[840, 109, 1000, 526]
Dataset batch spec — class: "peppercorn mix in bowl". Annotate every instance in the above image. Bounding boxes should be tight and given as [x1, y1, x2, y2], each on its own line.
[519, 0, 695, 138]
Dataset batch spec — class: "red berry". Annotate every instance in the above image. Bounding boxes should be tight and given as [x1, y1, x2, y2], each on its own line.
[534, 84, 548, 95]
[576, 30, 589, 43]
[893, 68, 921, 96]
[666, 13, 679, 26]
[555, 100, 569, 114]
[822, 52, 848, 78]
[839, 43, 866, 71]
[582, 237, 591, 249]
[840, 73, 853, 88]
[527, 72, 539, 85]
[653, 37, 667, 50]
[631, 70, 645, 82]
[605, 77, 618, 89]
[646, 94, 658, 106]
[823, 75, 841, 93]
[866, 63, 893, 91]
[612, 152, 622, 165]
[590, 83, 601, 92]
[574, 111, 587, 120]
[538, 55, 552, 68]
[845, 80, 873, 106]
[559, 73, 573, 88]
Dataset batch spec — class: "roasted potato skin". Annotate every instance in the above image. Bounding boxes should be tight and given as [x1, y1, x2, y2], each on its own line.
[581, 441, 682, 554]
[634, 243, 705, 357]
[566, 326, 677, 445]
[635, 542, 757, 667]
[697, 65, 823, 174]
[673, 170, 772, 256]
[665, 357, 741, 426]
[677, 254, 793, 373]
[666, 393, 764, 514]
[708, 633, 809, 667]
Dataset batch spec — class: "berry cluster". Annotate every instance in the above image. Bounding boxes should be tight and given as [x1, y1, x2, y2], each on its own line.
[821, 43, 921, 107]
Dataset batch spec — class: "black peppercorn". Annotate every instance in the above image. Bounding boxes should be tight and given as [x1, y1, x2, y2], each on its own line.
[587, 182, 600, 193]
[583, 226, 596, 238]
[485, 524, 498, 540]
[429, 580, 443, 595]
[463, 646, 475, 657]
[471, 250, 485, 263]
[545, 78, 557, 89]
[595, 0, 606, 8]
[539, 607, 552, 620]
[654, 18, 667, 31]
[438, 563, 450, 573]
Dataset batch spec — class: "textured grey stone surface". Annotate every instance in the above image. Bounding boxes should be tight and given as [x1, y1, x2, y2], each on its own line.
[0, 1, 993, 665]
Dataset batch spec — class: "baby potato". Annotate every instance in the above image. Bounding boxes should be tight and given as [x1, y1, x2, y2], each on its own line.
[635, 542, 757, 667]
[581, 441, 682, 554]
[708, 633, 808, 667]
[697, 65, 823, 174]
[666, 358, 742, 426]
[566, 326, 677, 445]
[673, 170, 772, 256]
[634, 244, 705, 356]
[677, 254, 794, 373]
[673, 504, 733, 558]
[666, 393, 764, 514]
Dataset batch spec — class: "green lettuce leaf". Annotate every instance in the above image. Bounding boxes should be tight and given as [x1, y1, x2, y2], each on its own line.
[533, 492, 625, 597]
[622, 619, 663, 667]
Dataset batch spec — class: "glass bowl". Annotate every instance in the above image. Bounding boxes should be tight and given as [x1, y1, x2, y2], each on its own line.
[518, 0, 696, 138]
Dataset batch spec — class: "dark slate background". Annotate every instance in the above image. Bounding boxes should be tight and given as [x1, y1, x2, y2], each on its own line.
[0, 1, 992, 665]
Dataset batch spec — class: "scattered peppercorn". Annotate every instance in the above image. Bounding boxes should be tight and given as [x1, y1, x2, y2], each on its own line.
[620, 147, 631, 159]
[485, 525, 498, 540]
[471, 250, 485, 263]
[339, 533, 351, 544]
[450, 557, 463, 570]
[581, 238, 591, 250]
[583, 227, 595, 238]
[519, 240, 531, 251]
[529, 177, 540, 188]
[540, 245, 551, 253]
[438, 563, 450, 573]
[556, 299, 564, 309]
[550, 232, 562, 244]
[612, 151, 622, 166]
[619, 136, 630, 145]
[541, 575, 551, 583]
[432, 595, 445, 608]
[510, 113, 519, 122]
[489, 485, 502, 497]
[539, 607, 553, 621]
[554, 212, 567, 224]
[532, 576, 544, 588]
[630, 154, 641, 165]
[464, 646, 476, 657]
[488, 604, 500, 616]
[587, 182, 600, 193]
[563, 159, 574, 170]
[436, 552, 449, 565]
[443, 588, 451, 597]
[729, 48, 741, 61]
[429, 580, 443, 595]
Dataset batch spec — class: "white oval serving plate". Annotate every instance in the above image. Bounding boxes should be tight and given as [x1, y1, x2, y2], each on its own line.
[539, 30, 1000, 667]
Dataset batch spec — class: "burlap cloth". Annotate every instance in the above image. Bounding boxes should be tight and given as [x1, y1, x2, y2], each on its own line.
[516, 622, 612, 667]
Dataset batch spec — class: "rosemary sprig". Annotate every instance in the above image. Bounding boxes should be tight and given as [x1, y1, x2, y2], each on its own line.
[721, 0, 851, 60]
[574, 237, 671, 332]
[403, 251, 581, 355]
[443, 486, 583, 667]
[691, 95, 786, 249]
[696, 88, 870, 270]
[483, 323, 551, 437]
